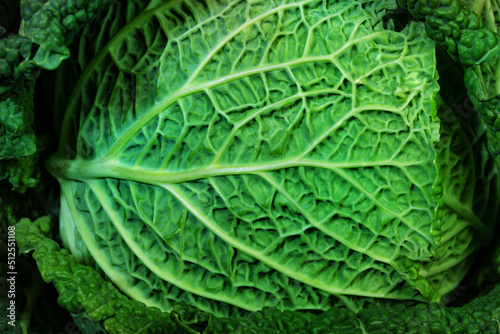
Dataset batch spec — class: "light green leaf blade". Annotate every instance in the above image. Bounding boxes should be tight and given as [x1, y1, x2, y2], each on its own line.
[49, 0, 443, 315]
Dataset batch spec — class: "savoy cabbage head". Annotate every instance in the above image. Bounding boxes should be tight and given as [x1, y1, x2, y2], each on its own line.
[2, 0, 500, 333]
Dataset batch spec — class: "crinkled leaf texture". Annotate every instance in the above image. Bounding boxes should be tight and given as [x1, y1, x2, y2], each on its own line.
[0, 97, 38, 191]
[0, 33, 40, 192]
[14, 218, 500, 334]
[399, 0, 500, 164]
[420, 97, 500, 296]
[47, 0, 497, 316]
[18, 0, 118, 70]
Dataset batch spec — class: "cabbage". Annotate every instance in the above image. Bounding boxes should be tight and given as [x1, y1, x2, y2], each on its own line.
[43, 0, 499, 316]
[2, 0, 500, 332]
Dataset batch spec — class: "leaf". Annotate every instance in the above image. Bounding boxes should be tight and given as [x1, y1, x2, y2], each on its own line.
[18, 0, 119, 69]
[399, 0, 500, 165]
[15, 217, 191, 334]
[420, 95, 500, 296]
[48, 0, 447, 315]
[14, 218, 500, 333]
[0, 33, 39, 192]
[0, 98, 38, 191]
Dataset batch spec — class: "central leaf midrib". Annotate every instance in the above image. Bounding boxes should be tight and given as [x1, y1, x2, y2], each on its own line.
[52, 156, 426, 185]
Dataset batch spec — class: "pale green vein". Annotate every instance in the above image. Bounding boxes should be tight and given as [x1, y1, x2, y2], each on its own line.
[87, 179, 259, 312]
[302, 2, 358, 56]
[128, 182, 226, 276]
[156, 0, 238, 44]
[442, 193, 491, 241]
[254, 172, 394, 265]
[58, 0, 182, 155]
[165, 181, 411, 299]
[59, 180, 173, 311]
[330, 167, 435, 250]
[99, 23, 393, 161]
[101, 54, 335, 160]
[296, 103, 410, 160]
[210, 87, 348, 165]
[182, 0, 318, 87]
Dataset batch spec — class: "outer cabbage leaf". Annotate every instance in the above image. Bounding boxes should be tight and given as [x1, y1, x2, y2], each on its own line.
[0, 32, 37, 95]
[18, 0, 118, 69]
[0, 97, 38, 192]
[398, 0, 500, 165]
[420, 96, 500, 296]
[0, 31, 40, 193]
[15, 217, 184, 334]
[459, 0, 500, 33]
[48, 0, 449, 315]
[15, 217, 500, 334]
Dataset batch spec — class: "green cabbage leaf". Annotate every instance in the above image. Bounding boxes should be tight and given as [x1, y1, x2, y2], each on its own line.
[14, 217, 500, 334]
[43, 0, 499, 317]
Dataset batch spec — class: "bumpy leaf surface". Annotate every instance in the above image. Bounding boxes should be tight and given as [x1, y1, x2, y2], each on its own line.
[18, 0, 118, 69]
[399, 0, 500, 165]
[15, 217, 500, 333]
[49, 0, 444, 315]
[420, 97, 500, 295]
